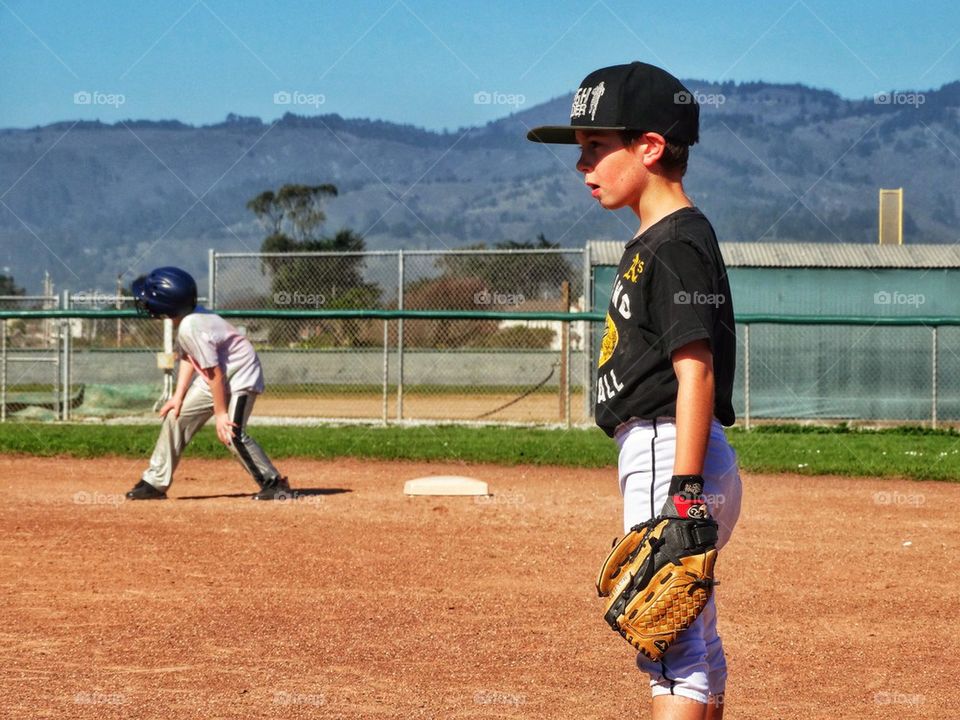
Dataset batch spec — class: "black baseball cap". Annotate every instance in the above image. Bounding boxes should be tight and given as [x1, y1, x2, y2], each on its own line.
[527, 61, 699, 145]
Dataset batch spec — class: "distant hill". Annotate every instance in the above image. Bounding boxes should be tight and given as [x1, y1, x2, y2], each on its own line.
[1, 79, 958, 292]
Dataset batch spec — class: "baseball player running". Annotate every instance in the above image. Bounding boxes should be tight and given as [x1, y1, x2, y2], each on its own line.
[529, 63, 742, 719]
[125, 266, 291, 501]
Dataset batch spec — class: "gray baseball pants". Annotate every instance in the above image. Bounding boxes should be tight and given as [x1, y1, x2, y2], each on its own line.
[141, 378, 281, 491]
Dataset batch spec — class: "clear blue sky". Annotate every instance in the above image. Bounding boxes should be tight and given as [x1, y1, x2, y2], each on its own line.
[1, 0, 958, 130]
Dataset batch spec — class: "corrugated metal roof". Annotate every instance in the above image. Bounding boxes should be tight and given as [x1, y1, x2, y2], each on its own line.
[587, 241, 960, 268]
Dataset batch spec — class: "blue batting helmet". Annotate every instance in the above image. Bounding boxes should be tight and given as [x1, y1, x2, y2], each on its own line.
[132, 267, 198, 318]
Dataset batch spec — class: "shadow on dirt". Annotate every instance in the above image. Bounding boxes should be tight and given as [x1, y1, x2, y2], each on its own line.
[176, 488, 352, 500]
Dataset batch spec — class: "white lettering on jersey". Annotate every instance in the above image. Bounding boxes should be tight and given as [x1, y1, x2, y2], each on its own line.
[611, 279, 631, 319]
[597, 368, 625, 403]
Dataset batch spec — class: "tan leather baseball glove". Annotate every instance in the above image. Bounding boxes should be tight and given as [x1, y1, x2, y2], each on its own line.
[596, 475, 719, 661]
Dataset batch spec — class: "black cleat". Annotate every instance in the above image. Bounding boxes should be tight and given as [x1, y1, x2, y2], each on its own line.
[126, 480, 167, 500]
[252, 476, 291, 501]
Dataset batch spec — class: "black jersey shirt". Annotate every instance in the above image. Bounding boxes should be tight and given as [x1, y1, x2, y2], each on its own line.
[595, 207, 736, 437]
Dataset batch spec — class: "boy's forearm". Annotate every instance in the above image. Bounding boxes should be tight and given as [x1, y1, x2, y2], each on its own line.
[209, 369, 230, 416]
[672, 344, 715, 475]
[173, 360, 194, 400]
[673, 374, 713, 474]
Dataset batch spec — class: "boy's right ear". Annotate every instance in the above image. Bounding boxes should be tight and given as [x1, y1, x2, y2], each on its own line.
[634, 132, 668, 168]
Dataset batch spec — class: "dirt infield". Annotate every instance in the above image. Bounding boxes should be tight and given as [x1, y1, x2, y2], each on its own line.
[2, 455, 957, 719]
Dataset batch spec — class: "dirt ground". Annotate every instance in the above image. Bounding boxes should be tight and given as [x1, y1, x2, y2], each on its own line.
[1, 455, 957, 719]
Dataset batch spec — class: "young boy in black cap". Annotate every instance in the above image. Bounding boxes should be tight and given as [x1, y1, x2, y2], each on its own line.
[529, 62, 742, 720]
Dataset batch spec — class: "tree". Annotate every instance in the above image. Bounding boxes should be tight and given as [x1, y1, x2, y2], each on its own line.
[246, 185, 381, 346]
[403, 276, 499, 348]
[434, 234, 582, 304]
[0, 272, 25, 297]
[246, 184, 338, 242]
[259, 227, 372, 304]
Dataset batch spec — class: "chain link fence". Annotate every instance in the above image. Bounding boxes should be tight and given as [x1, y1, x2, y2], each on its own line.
[3, 248, 960, 426]
[3, 310, 959, 426]
[0, 295, 61, 421]
[210, 249, 589, 424]
[0, 292, 208, 421]
[737, 321, 960, 426]
[63, 292, 167, 420]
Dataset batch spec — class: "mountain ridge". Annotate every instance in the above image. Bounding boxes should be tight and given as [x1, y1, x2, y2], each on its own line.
[2, 79, 958, 293]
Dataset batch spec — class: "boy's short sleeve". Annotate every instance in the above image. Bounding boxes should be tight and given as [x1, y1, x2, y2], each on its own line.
[646, 240, 718, 357]
[177, 317, 219, 370]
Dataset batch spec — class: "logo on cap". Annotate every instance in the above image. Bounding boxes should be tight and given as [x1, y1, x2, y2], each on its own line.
[571, 81, 605, 121]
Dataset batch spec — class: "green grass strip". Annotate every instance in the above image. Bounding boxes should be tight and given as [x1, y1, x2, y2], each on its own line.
[0, 423, 618, 468]
[1, 423, 958, 481]
[726, 427, 960, 481]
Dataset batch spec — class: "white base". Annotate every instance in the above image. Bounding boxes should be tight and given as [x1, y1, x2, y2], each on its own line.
[403, 476, 489, 496]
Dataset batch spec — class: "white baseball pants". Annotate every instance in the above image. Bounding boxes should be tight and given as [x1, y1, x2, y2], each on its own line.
[141, 377, 281, 492]
[615, 417, 742, 705]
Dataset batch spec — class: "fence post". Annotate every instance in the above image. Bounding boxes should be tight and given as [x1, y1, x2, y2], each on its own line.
[382, 319, 389, 426]
[52, 299, 60, 418]
[208, 248, 216, 310]
[61, 290, 70, 421]
[582, 244, 592, 421]
[744, 324, 751, 431]
[932, 326, 938, 429]
[397, 250, 404, 421]
[115, 275, 123, 348]
[564, 319, 572, 428]
[1, 318, 6, 422]
[559, 281, 569, 421]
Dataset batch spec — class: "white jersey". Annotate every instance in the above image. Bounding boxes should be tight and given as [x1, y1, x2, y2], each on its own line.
[176, 307, 264, 394]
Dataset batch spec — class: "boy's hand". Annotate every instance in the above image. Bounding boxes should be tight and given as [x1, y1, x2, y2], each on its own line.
[661, 474, 712, 520]
[158, 398, 182, 420]
[215, 412, 237, 446]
